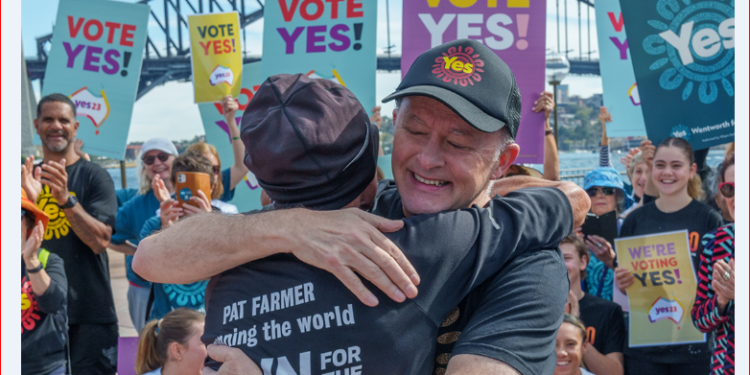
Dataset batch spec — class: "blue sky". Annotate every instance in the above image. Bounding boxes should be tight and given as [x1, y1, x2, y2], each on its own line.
[23, 0, 603, 142]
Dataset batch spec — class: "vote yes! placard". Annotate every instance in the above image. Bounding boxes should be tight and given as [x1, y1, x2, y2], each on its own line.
[40, 0, 149, 160]
[189, 12, 244, 103]
[615, 230, 706, 347]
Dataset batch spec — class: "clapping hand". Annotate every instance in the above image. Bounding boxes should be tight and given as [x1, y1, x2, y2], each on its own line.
[712, 258, 734, 311]
[22, 156, 43, 203]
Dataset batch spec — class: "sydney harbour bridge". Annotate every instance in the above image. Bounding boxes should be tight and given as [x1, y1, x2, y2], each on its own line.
[25, 0, 601, 101]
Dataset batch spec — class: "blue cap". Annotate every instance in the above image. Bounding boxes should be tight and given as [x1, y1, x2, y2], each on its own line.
[584, 167, 634, 210]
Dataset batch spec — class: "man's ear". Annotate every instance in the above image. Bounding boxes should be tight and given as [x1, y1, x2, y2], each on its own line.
[34, 119, 40, 135]
[490, 143, 520, 180]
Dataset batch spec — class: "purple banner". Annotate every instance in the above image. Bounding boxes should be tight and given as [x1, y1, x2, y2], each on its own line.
[401, 0, 546, 163]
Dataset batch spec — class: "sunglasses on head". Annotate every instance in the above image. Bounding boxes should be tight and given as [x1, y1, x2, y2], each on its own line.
[142, 152, 171, 166]
[719, 182, 734, 198]
[586, 187, 616, 197]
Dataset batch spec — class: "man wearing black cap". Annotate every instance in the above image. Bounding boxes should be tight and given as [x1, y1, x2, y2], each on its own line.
[136, 40, 589, 374]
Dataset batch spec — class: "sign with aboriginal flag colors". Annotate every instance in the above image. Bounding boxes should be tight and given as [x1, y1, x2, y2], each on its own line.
[261, 0, 377, 110]
[198, 62, 264, 213]
[401, 0, 547, 164]
[40, 0, 149, 160]
[615, 230, 706, 347]
[620, 0, 734, 150]
[594, 0, 646, 137]
[189, 12, 243, 103]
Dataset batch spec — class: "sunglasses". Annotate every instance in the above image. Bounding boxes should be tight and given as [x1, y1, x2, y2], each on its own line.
[142, 152, 171, 166]
[212, 165, 221, 175]
[22, 209, 27, 219]
[719, 182, 734, 198]
[586, 187, 616, 197]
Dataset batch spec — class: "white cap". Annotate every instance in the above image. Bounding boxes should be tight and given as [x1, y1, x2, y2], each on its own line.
[141, 138, 178, 157]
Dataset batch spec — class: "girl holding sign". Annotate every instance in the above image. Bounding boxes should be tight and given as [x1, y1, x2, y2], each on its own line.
[691, 153, 734, 375]
[614, 137, 722, 375]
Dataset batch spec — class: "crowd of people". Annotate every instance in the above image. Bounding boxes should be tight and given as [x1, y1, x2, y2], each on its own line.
[20, 38, 734, 375]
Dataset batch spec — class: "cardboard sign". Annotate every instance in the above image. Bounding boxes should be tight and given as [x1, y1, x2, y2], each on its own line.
[594, 0, 646, 137]
[40, 0, 149, 160]
[189, 12, 243, 103]
[198, 62, 264, 213]
[261, 0, 377, 110]
[401, 0, 547, 164]
[615, 230, 706, 347]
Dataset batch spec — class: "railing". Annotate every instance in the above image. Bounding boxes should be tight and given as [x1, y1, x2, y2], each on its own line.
[559, 168, 628, 187]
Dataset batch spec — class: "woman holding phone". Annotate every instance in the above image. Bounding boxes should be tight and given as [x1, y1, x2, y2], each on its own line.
[578, 167, 632, 301]
[615, 137, 722, 375]
[691, 153, 734, 375]
[187, 95, 249, 213]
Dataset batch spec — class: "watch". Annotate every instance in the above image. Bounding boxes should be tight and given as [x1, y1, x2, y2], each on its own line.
[59, 195, 78, 209]
[27, 263, 44, 274]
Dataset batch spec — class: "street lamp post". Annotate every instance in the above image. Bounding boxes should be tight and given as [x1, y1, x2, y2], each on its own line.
[545, 54, 570, 147]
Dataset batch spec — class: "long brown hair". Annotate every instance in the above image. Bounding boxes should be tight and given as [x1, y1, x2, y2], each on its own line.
[136, 309, 205, 375]
[655, 137, 704, 200]
[187, 142, 224, 199]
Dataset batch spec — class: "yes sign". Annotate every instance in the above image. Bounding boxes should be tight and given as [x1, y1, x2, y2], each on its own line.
[659, 18, 734, 66]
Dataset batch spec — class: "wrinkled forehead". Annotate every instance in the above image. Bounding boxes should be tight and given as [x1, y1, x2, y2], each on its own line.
[400, 96, 503, 143]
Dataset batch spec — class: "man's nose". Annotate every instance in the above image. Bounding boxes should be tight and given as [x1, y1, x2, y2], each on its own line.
[417, 138, 445, 171]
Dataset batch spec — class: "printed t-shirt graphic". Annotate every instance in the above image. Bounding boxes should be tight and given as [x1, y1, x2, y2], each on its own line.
[35, 158, 118, 325]
[22, 276, 43, 333]
[203, 187, 574, 374]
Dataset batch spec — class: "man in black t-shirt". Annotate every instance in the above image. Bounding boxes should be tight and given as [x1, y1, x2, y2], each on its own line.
[560, 235, 626, 375]
[137, 40, 590, 375]
[22, 93, 119, 375]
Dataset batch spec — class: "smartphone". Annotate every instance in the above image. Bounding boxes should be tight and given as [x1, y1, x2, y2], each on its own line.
[581, 210, 618, 248]
[174, 172, 212, 209]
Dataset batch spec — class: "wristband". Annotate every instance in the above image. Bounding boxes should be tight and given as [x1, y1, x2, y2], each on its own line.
[27, 262, 44, 274]
[545, 129, 554, 136]
[232, 137, 241, 141]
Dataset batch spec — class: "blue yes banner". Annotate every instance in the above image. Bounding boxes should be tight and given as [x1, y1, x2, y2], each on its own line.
[595, 0, 646, 137]
[40, 0, 149, 160]
[620, 0, 734, 149]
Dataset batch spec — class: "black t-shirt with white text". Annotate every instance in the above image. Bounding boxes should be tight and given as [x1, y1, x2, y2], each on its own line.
[619, 199, 722, 364]
[579, 293, 626, 356]
[36, 158, 118, 324]
[203, 185, 573, 374]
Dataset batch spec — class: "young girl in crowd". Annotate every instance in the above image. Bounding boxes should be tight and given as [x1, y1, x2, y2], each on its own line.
[136, 309, 207, 375]
[691, 153, 734, 375]
[615, 137, 722, 375]
[554, 314, 595, 375]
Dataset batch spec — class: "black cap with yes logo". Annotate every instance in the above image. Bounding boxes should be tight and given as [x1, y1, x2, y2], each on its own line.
[382, 39, 522, 140]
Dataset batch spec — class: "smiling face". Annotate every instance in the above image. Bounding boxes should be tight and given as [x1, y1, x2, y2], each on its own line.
[34, 101, 79, 154]
[652, 146, 696, 198]
[724, 164, 735, 220]
[554, 322, 587, 375]
[143, 150, 175, 183]
[631, 162, 648, 199]
[391, 96, 518, 216]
